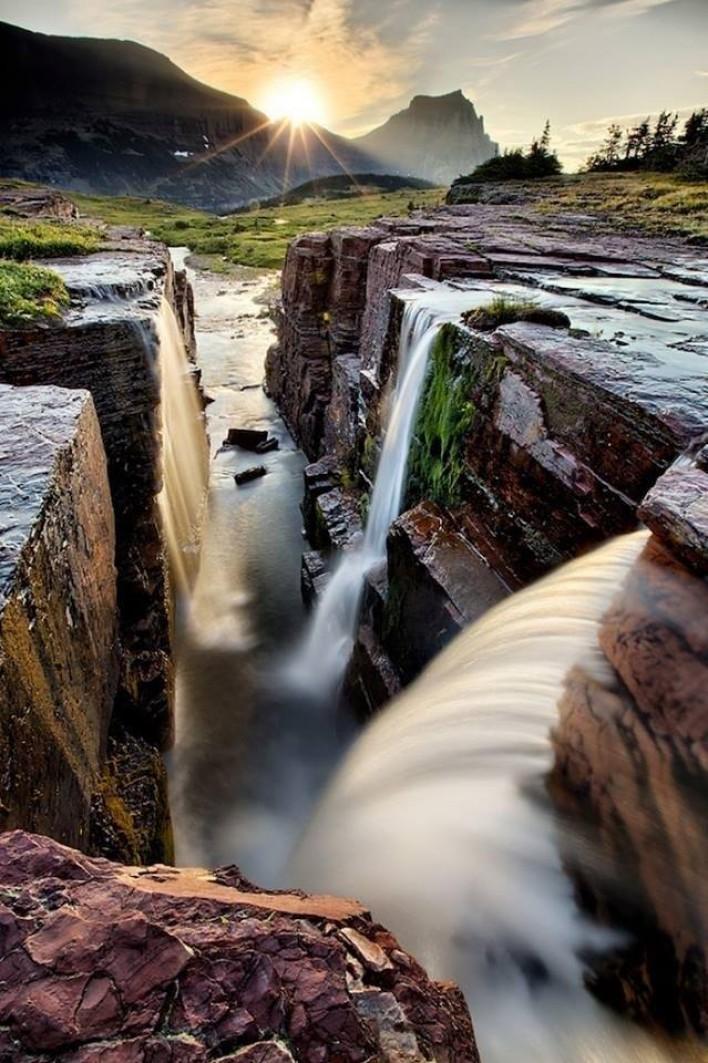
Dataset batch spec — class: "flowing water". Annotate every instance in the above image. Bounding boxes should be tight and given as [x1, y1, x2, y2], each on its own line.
[289, 295, 474, 695]
[155, 296, 209, 594]
[288, 532, 699, 1062]
[165, 269, 704, 1062]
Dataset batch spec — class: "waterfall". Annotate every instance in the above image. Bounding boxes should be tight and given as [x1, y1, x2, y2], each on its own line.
[155, 296, 208, 593]
[287, 531, 686, 1063]
[289, 297, 458, 693]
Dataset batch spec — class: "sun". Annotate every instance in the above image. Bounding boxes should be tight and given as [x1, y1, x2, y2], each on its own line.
[262, 78, 326, 127]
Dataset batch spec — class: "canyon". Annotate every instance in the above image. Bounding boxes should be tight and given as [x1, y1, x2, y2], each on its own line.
[0, 178, 706, 1061]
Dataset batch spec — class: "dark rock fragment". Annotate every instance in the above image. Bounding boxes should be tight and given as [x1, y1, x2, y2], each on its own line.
[234, 465, 267, 486]
[224, 428, 269, 450]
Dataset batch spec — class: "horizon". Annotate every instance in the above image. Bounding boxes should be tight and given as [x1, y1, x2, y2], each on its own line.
[3, 1, 706, 171]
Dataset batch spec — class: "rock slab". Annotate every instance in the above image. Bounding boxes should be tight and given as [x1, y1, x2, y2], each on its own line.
[0, 385, 117, 849]
[0, 831, 479, 1062]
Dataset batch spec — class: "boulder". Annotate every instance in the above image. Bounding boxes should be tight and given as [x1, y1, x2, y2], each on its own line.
[0, 831, 480, 1062]
[234, 466, 268, 487]
[639, 462, 708, 576]
[225, 428, 269, 451]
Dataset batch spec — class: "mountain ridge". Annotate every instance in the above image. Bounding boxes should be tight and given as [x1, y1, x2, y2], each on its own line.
[0, 20, 497, 211]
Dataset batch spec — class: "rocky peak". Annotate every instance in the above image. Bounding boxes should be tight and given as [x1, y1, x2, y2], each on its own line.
[354, 90, 498, 185]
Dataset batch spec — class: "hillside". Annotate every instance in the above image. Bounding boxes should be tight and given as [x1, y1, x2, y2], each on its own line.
[0, 22, 496, 212]
[0, 21, 375, 212]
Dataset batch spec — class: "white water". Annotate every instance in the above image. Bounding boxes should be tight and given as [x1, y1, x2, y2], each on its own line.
[155, 296, 209, 593]
[288, 531, 694, 1062]
[289, 295, 467, 693]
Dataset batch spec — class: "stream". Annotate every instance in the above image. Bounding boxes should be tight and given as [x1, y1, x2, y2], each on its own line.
[165, 252, 703, 1063]
[168, 251, 353, 883]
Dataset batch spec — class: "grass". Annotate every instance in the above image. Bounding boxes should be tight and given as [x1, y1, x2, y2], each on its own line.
[0, 261, 70, 326]
[70, 187, 445, 269]
[407, 325, 478, 508]
[0, 218, 101, 260]
[463, 295, 570, 332]
[534, 172, 708, 241]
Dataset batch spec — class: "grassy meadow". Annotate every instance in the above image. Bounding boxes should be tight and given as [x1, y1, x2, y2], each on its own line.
[70, 186, 446, 270]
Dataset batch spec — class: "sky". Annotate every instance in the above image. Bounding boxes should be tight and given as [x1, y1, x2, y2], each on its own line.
[2, 0, 707, 169]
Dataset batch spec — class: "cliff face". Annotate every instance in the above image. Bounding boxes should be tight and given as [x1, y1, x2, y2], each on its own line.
[354, 91, 498, 186]
[552, 460, 708, 1033]
[0, 190, 202, 863]
[0, 830, 480, 1061]
[0, 385, 116, 849]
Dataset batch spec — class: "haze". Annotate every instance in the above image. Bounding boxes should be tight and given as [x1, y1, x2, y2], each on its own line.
[3, 0, 707, 170]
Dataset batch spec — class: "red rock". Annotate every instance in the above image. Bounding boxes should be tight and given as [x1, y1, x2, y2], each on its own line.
[0, 831, 479, 1061]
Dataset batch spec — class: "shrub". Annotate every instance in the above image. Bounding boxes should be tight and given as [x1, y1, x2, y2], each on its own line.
[407, 325, 478, 507]
[463, 295, 570, 332]
[0, 260, 70, 327]
[456, 122, 562, 184]
[0, 219, 101, 260]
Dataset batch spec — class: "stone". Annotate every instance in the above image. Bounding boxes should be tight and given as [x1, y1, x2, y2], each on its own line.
[234, 466, 267, 487]
[0, 831, 480, 1062]
[0, 385, 116, 850]
[344, 625, 402, 720]
[301, 550, 330, 609]
[255, 437, 279, 454]
[383, 502, 508, 684]
[301, 459, 362, 552]
[639, 462, 708, 575]
[225, 428, 270, 451]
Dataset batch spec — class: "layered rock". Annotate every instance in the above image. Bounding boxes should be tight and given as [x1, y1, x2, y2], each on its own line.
[271, 198, 708, 700]
[383, 502, 507, 686]
[0, 240, 190, 749]
[0, 830, 479, 1062]
[0, 385, 116, 850]
[551, 458, 708, 1034]
[0, 195, 201, 862]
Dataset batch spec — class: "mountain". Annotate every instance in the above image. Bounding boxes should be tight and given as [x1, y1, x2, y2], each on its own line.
[354, 91, 498, 185]
[0, 21, 497, 211]
[0, 21, 374, 212]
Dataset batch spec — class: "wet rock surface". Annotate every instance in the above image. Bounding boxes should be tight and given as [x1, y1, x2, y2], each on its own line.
[552, 530, 708, 1034]
[269, 198, 708, 708]
[0, 194, 201, 863]
[0, 831, 479, 1062]
[0, 385, 116, 850]
[384, 502, 508, 684]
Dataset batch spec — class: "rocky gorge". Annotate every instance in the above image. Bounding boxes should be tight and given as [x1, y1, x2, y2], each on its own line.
[0, 178, 706, 1061]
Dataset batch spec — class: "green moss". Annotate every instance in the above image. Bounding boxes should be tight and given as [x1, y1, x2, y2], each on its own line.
[0, 218, 101, 260]
[407, 325, 508, 508]
[0, 261, 69, 327]
[462, 295, 570, 333]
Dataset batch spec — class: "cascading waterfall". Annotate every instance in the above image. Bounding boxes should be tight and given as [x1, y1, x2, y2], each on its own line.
[289, 296, 462, 694]
[287, 531, 689, 1062]
[155, 296, 209, 594]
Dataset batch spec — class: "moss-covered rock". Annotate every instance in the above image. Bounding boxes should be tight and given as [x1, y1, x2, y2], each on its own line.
[407, 324, 507, 508]
[0, 260, 69, 327]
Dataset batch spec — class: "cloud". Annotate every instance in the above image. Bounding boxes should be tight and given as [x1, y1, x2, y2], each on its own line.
[496, 0, 676, 39]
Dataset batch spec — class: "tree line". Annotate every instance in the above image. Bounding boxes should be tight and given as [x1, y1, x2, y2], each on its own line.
[585, 109, 708, 176]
